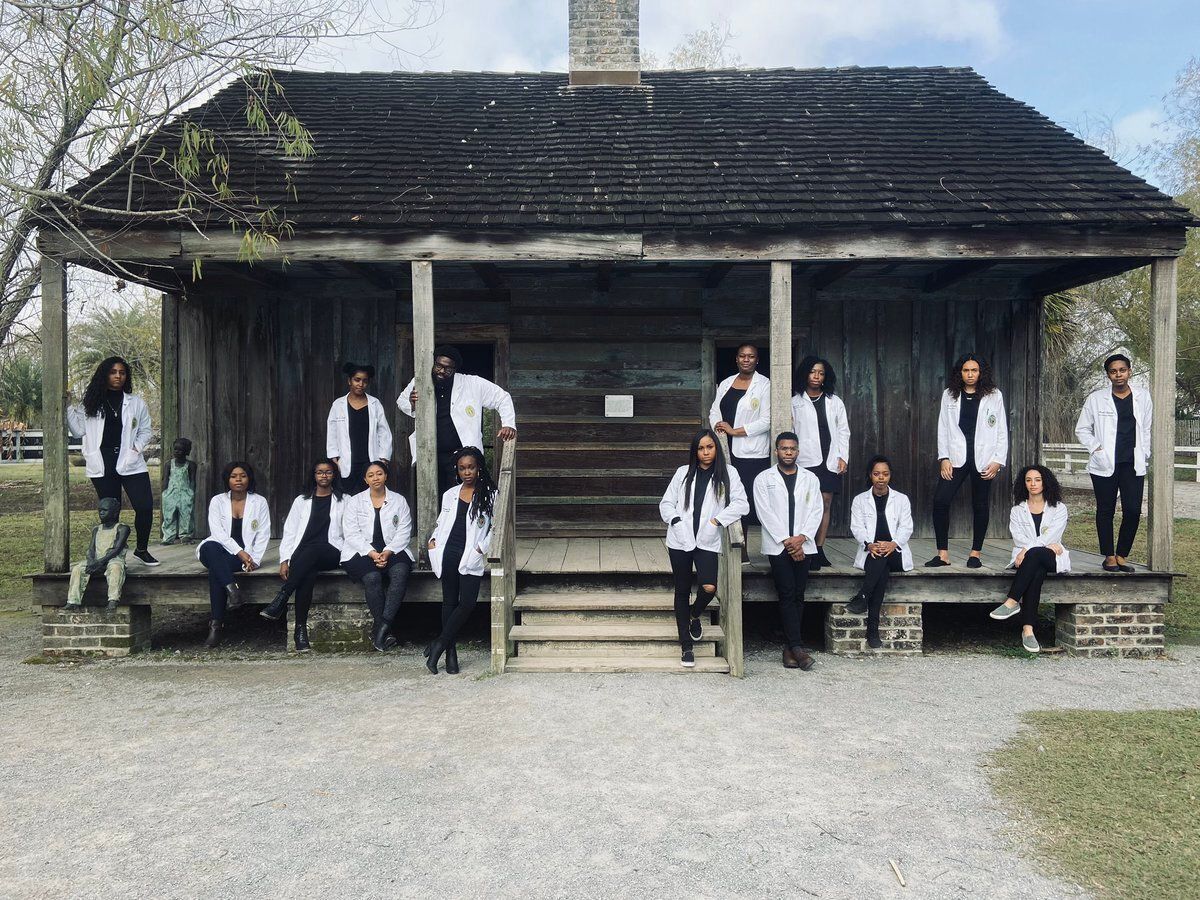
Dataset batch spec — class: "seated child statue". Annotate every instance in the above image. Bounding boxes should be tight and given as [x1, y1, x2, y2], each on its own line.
[67, 497, 131, 612]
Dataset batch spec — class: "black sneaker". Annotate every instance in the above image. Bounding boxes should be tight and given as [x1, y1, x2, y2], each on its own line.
[845, 593, 869, 615]
[681, 650, 696, 668]
[133, 549, 160, 567]
[294, 624, 311, 653]
[867, 630, 883, 650]
[689, 617, 703, 640]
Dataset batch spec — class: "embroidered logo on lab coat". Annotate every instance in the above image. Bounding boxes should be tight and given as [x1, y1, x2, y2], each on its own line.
[465, 405, 476, 417]
[392, 514, 400, 526]
[987, 414, 997, 427]
[750, 398, 760, 411]
[131, 417, 138, 429]
[250, 518, 260, 531]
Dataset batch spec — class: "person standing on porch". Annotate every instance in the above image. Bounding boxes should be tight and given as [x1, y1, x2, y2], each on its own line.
[710, 343, 771, 527]
[326, 363, 393, 493]
[659, 429, 749, 669]
[791, 355, 851, 571]
[67, 356, 159, 567]
[398, 345, 516, 494]
[926, 353, 1007, 568]
[846, 456, 914, 650]
[1074, 353, 1152, 572]
[754, 432, 824, 670]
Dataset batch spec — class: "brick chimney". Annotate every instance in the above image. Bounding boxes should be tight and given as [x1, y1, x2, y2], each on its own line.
[568, 0, 640, 86]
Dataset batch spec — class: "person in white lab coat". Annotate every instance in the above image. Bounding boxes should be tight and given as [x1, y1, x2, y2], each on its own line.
[196, 461, 271, 649]
[67, 356, 158, 566]
[753, 432, 825, 670]
[659, 429, 749, 668]
[926, 353, 1008, 569]
[791, 355, 851, 570]
[845, 456, 915, 649]
[259, 459, 347, 652]
[1074, 353, 1152, 572]
[326, 363, 393, 493]
[710, 343, 771, 526]
[424, 447, 497, 674]
[397, 345, 516, 494]
[989, 465, 1071, 653]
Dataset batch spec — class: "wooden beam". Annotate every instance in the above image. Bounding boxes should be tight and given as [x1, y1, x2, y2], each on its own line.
[160, 293, 180, 477]
[40, 255, 69, 573]
[596, 261, 613, 293]
[809, 262, 858, 291]
[339, 261, 396, 291]
[1025, 258, 1150, 295]
[923, 260, 995, 293]
[703, 262, 734, 290]
[769, 261, 794, 460]
[411, 261, 437, 565]
[1148, 257, 1177, 571]
[699, 337, 715, 425]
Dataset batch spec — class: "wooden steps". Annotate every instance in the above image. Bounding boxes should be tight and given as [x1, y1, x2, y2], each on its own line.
[505, 656, 731, 674]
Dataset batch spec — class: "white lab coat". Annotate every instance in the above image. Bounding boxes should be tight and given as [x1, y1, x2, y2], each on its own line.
[1074, 386, 1153, 477]
[659, 465, 749, 553]
[397, 373, 516, 459]
[66, 394, 152, 479]
[1008, 501, 1072, 573]
[340, 489, 415, 563]
[936, 388, 1008, 472]
[754, 466, 825, 557]
[849, 488, 915, 571]
[428, 485, 495, 577]
[708, 372, 771, 459]
[196, 492, 272, 566]
[278, 494, 347, 563]
[791, 392, 851, 472]
[325, 394, 394, 479]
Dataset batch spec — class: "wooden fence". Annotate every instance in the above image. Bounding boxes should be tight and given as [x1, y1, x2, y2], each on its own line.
[1043, 443, 1200, 481]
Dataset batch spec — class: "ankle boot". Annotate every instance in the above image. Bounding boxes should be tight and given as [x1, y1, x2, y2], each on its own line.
[224, 583, 243, 610]
[204, 620, 223, 649]
[260, 587, 291, 621]
[294, 623, 311, 652]
[445, 643, 460, 674]
[426, 639, 446, 674]
[372, 621, 390, 652]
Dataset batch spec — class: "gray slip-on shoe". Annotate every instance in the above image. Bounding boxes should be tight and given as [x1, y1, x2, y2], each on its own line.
[1022, 633, 1041, 653]
[989, 601, 1021, 620]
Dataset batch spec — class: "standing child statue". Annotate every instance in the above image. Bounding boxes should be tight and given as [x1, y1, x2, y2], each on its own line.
[67, 497, 131, 612]
[161, 437, 197, 545]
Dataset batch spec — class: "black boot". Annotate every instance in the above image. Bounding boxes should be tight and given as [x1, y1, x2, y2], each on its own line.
[204, 620, 223, 649]
[294, 623, 311, 653]
[372, 621, 390, 652]
[425, 640, 446, 674]
[445, 643, 460, 674]
[260, 587, 291, 621]
[866, 609, 883, 649]
[224, 583, 243, 610]
[845, 593, 869, 615]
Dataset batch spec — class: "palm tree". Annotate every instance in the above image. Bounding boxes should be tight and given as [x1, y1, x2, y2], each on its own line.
[0, 350, 42, 459]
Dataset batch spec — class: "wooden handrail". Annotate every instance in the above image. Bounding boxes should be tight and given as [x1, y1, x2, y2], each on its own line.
[488, 437, 518, 674]
[715, 432, 745, 676]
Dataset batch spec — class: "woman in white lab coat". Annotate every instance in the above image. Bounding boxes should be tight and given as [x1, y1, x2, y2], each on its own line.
[326, 362, 393, 493]
[424, 447, 497, 674]
[846, 456, 914, 649]
[989, 465, 1071, 654]
[791, 355, 851, 570]
[710, 343, 771, 525]
[659, 429, 749, 668]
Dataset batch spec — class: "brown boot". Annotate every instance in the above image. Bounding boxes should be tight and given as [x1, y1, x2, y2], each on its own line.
[795, 649, 815, 671]
[783, 645, 800, 668]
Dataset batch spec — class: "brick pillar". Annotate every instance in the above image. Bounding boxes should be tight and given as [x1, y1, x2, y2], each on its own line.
[1055, 603, 1165, 658]
[42, 605, 151, 657]
[825, 602, 923, 655]
[300, 604, 373, 653]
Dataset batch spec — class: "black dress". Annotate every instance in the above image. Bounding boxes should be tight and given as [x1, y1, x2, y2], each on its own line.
[804, 394, 843, 494]
[346, 402, 371, 491]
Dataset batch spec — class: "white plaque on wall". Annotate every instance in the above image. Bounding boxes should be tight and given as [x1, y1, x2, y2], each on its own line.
[605, 394, 634, 418]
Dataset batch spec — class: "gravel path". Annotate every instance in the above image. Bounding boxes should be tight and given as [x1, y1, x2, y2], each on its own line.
[1, 611, 1196, 899]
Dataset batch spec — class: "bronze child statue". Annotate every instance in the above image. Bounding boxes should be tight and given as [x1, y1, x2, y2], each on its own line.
[67, 497, 131, 612]
[161, 436, 197, 545]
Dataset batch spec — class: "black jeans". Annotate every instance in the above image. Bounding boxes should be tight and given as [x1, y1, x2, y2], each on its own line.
[730, 453, 770, 527]
[437, 448, 460, 495]
[932, 461, 993, 551]
[1007, 547, 1057, 627]
[345, 553, 412, 627]
[859, 551, 904, 629]
[198, 541, 240, 621]
[668, 547, 719, 651]
[767, 552, 810, 649]
[437, 548, 483, 649]
[1091, 463, 1144, 558]
[91, 450, 153, 551]
[284, 542, 342, 627]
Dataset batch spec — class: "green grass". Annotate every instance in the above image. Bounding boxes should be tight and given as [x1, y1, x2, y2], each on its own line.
[989, 710, 1200, 899]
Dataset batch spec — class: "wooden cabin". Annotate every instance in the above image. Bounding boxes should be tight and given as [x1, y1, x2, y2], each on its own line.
[35, 3, 1193, 670]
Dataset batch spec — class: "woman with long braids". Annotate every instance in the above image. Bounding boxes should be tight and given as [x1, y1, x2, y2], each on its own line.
[67, 357, 158, 566]
[659, 429, 749, 668]
[326, 363, 393, 493]
[260, 459, 347, 652]
[791, 355, 851, 571]
[425, 447, 497, 674]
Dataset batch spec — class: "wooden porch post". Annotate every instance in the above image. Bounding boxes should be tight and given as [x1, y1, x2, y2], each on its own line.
[769, 261, 793, 458]
[41, 254, 69, 572]
[160, 293, 179, 471]
[1148, 257, 1178, 571]
[411, 261, 437, 561]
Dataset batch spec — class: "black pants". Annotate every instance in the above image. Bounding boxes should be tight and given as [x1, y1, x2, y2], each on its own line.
[668, 547, 719, 652]
[345, 460, 370, 496]
[345, 553, 412, 627]
[932, 461, 992, 551]
[437, 448, 460, 495]
[198, 541, 240, 621]
[1091, 463, 1144, 558]
[1007, 547, 1057, 627]
[284, 542, 341, 627]
[91, 451, 153, 552]
[767, 552, 810, 649]
[859, 552, 904, 629]
[437, 548, 483, 649]
[730, 453, 770, 526]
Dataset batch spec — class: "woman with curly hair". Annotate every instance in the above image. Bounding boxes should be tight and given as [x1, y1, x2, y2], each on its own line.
[926, 353, 1008, 568]
[326, 362, 393, 494]
[791, 354, 851, 570]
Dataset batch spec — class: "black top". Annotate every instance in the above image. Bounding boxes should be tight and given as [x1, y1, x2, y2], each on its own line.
[1031, 510, 1044, 535]
[873, 491, 892, 543]
[371, 505, 385, 552]
[101, 390, 124, 452]
[958, 391, 980, 463]
[719, 387, 745, 436]
[781, 469, 797, 536]
[693, 466, 715, 537]
[445, 497, 470, 555]
[1112, 391, 1136, 466]
[435, 376, 459, 453]
[347, 401, 369, 467]
[230, 517, 245, 549]
[811, 394, 832, 462]
[297, 494, 332, 552]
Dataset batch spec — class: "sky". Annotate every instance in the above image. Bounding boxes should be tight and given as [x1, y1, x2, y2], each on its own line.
[329, 0, 1200, 187]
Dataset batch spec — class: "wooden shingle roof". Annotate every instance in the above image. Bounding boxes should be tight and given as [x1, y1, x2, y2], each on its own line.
[73, 66, 1194, 231]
